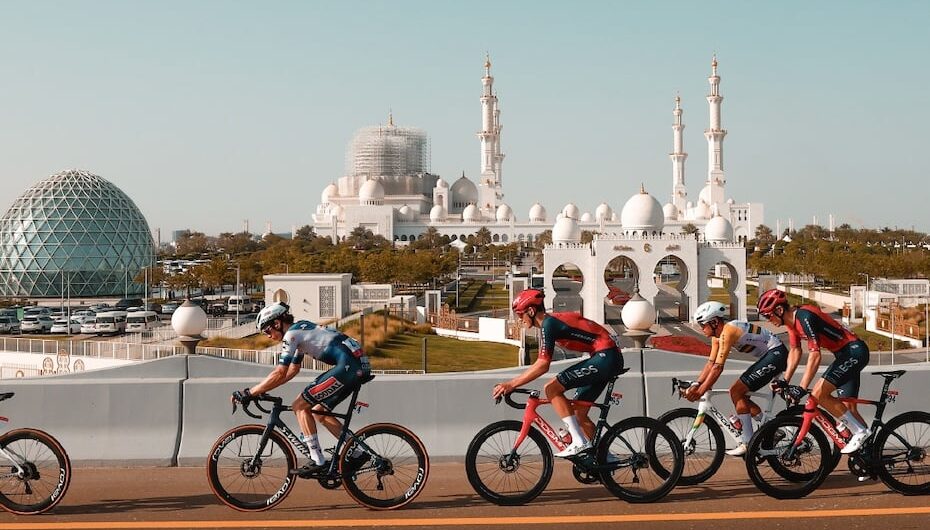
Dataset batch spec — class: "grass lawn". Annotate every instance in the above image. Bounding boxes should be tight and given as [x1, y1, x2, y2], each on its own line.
[367, 332, 518, 373]
[850, 324, 912, 352]
[471, 282, 510, 312]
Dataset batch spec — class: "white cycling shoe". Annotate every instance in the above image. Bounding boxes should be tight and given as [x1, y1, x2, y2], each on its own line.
[841, 429, 872, 454]
[554, 440, 593, 458]
[725, 443, 748, 457]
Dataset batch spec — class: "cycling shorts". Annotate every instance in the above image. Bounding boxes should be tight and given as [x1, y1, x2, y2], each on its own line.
[301, 344, 371, 410]
[556, 349, 624, 403]
[822, 339, 869, 398]
[739, 344, 789, 391]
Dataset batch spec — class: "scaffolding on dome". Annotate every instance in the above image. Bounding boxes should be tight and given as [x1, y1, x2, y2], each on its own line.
[346, 121, 430, 179]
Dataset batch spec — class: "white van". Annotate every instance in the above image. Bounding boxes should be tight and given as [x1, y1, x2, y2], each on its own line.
[226, 296, 255, 313]
[94, 311, 128, 335]
[126, 311, 160, 332]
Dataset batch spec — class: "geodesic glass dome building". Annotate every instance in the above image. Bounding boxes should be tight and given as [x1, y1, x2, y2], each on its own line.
[0, 169, 155, 297]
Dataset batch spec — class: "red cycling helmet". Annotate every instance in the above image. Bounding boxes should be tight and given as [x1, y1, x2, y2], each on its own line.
[512, 289, 545, 314]
[757, 289, 788, 316]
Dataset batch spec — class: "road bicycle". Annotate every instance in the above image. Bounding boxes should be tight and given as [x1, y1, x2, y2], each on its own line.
[464, 370, 684, 505]
[659, 377, 841, 485]
[0, 392, 72, 515]
[745, 370, 930, 499]
[206, 377, 430, 511]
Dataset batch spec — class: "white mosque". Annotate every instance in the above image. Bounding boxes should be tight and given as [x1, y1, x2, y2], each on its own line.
[311, 55, 762, 321]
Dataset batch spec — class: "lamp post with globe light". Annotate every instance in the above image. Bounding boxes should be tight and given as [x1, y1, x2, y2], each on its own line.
[172, 300, 208, 355]
[621, 286, 657, 416]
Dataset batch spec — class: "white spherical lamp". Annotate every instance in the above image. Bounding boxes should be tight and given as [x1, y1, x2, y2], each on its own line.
[172, 300, 208, 354]
[621, 291, 656, 332]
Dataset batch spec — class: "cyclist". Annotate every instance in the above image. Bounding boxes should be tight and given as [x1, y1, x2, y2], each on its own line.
[685, 301, 789, 456]
[230, 302, 372, 476]
[492, 289, 624, 457]
[757, 289, 871, 453]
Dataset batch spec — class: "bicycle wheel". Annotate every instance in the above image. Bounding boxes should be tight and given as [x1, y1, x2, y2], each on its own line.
[874, 411, 930, 495]
[465, 420, 553, 506]
[0, 428, 71, 515]
[656, 407, 724, 486]
[597, 416, 683, 503]
[778, 405, 842, 474]
[206, 424, 297, 511]
[745, 415, 830, 499]
[340, 423, 430, 510]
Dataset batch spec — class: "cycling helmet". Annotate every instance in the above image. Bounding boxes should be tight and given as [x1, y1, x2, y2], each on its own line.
[757, 289, 788, 316]
[694, 301, 728, 325]
[256, 302, 290, 331]
[512, 289, 544, 314]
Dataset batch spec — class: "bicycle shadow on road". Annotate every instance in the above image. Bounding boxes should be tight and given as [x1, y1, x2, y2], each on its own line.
[47, 494, 221, 515]
[662, 474, 899, 503]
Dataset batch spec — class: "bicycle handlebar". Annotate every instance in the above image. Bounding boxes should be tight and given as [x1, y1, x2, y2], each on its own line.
[671, 377, 695, 397]
[0, 392, 13, 403]
[232, 394, 283, 419]
[496, 388, 538, 410]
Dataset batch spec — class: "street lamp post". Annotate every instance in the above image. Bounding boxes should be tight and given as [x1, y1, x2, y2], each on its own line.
[858, 272, 870, 321]
[235, 263, 241, 326]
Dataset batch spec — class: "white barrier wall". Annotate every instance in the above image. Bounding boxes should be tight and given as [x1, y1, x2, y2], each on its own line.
[2, 352, 928, 465]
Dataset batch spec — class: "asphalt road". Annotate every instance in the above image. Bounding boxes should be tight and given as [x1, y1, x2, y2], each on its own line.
[2, 459, 928, 530]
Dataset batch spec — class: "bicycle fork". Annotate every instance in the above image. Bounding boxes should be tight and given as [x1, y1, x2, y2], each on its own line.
[0, 445, 35, 493]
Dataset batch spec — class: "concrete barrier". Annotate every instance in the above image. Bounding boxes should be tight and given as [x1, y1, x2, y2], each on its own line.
[2, 352, 928, 465]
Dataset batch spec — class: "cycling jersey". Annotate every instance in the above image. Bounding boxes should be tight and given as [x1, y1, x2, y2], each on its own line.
[279, 321, 364, 366]
[539, 312, 617, 361]
[787, 305, 859, 353]
[709, 321, 784, 365]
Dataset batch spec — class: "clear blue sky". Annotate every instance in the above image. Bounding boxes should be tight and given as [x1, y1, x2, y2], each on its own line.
[1, 0, 928, 236]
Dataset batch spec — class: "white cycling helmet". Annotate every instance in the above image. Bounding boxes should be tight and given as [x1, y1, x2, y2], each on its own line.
[256, 302, 290, 331]
[694, 301, 728, 325]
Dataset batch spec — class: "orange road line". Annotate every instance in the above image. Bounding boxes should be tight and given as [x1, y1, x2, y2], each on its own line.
[4, 507, 930, 529]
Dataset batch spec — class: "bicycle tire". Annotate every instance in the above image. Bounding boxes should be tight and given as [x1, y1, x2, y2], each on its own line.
[656, 407, 724, 486]
[745, 415, 830, 499]
[0, 428, 71, 515]
[778, 405, 842, 474]
[873, 410, 930, 495]
[339, 423, 430, 510]
[206, 424, 297, 511]
[464, 420, 553, 506]
[597, 416, 683, 503]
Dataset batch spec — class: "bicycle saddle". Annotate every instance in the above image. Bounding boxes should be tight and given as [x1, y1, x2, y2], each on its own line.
[873, 370, 905, 380]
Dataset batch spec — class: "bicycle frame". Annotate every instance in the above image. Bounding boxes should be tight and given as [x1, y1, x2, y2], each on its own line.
[673, 378, 779, 447]
[0, 393, 28, 477]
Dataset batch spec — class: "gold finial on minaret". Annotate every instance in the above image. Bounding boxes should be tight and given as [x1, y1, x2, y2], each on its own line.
[485, 52, 491, 74]
[640, 183, 647, 194]
[675, 92, 681, 108]
[388, 109, 394, 127]
[712, 53, 718, 74]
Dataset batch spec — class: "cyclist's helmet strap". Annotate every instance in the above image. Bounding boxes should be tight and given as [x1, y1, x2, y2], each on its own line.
[757, 289, 788, 315]
[512, 289, 545, 314]
[257, 302, 290, 331]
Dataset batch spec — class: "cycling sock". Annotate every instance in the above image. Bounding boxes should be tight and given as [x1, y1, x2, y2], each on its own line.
[562, 416, 588, 445]
[306, 433, 326, 465]
[752, 412, 764, 423]
[842, 411, 867, 433]
[738, 413, 753, 444]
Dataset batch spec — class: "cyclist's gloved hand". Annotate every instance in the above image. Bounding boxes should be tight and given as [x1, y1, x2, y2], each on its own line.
[785, 385, 806, 404]
[232, 388, 254, 406]
[771, 379, 788, 392]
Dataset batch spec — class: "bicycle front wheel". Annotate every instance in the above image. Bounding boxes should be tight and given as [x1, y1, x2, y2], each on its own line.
[465, 420, 553, 506]
[656, 407, 724, 486]
[340, 423, 430, 510]
[745, 415, 830, 499]
[0, 428, 71, 515]
[598, 416, 683, 503]
[206, 424, 297, 511]
[874, 411, 930, 495]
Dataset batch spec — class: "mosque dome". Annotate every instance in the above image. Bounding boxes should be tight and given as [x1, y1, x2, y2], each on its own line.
[449, 175, 477, 210]
[332, 204, 345, 218]
[397, 204, 415, 222]
[321, 183, 339, 204]
[620, 186, 664, 232]
[358, 179, 385, 204]
[704, 214, 734, 242]
[528, 203, 547, 223]
[435, 177, 448, 189]
[694, 200, 712, 220]
[462, 204, 481, 222]
[562, 203, 580, 220]
[595, 202, 613, 222]
[496, 203, 513, 222]
[552, 216, 582, 244]
[580, 212, 593, 223]
[726, 197, 735, 205]
[663, 202, 679, 220]
[429, 204, 446, 222]
[0, 169, 154, 297]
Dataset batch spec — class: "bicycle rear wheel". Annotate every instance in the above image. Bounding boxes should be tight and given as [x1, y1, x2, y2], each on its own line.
[340, 423, 430, 510]
[0, 428, 71, 515]
[745, 416, 830, 499]
[656, 407, 724, 486]
[598, 416, 683, 503]
[206, 424, 297, 511]
[874, 411, 930, 495]
[465, 420, 553, 506]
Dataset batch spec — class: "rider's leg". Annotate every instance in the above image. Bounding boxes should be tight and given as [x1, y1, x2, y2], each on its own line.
[292, 396, 326, 465]
[573, 403, 596, 440]
[544, 378, 585, 440]
[813, 379, 866, 431]
[728, 379, 755, 445]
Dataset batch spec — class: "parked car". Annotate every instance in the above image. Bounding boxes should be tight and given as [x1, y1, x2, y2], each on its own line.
[0, 316, 20, 334]
[72, 309, 96, 318]
[115, 298, 144, 311]
[21, 315, 55, 333]
[161, 302, 180, 315]
[208, 303, 226, 317]
[23, 307, 52, 317]
[126, 311, 160, 332]
[88, 303, 111, 313]
[94, 311, 128, 335]
[226, 295, 255, 314]
[50, 318, 82, 334]
[80, 317, 97, 334]
[144, 302, 162, 314]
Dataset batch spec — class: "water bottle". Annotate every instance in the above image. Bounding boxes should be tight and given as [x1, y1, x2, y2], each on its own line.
[729, 414, 743, 431]
[557, 428, 572, 444]
[835, 419, 850, 440]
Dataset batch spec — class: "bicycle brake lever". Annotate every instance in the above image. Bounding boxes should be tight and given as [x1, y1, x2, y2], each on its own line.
[232, 401, 238, 415]
[494, 396, 502, 405]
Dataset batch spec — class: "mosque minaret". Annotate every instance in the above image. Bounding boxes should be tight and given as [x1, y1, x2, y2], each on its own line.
[702, 55, 727, 208]
[670, 95, 688, 214]
[477, 54, 504, 219]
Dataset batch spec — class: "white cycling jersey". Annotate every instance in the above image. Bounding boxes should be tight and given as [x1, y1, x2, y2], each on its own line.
[278, 320, 362, 366]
